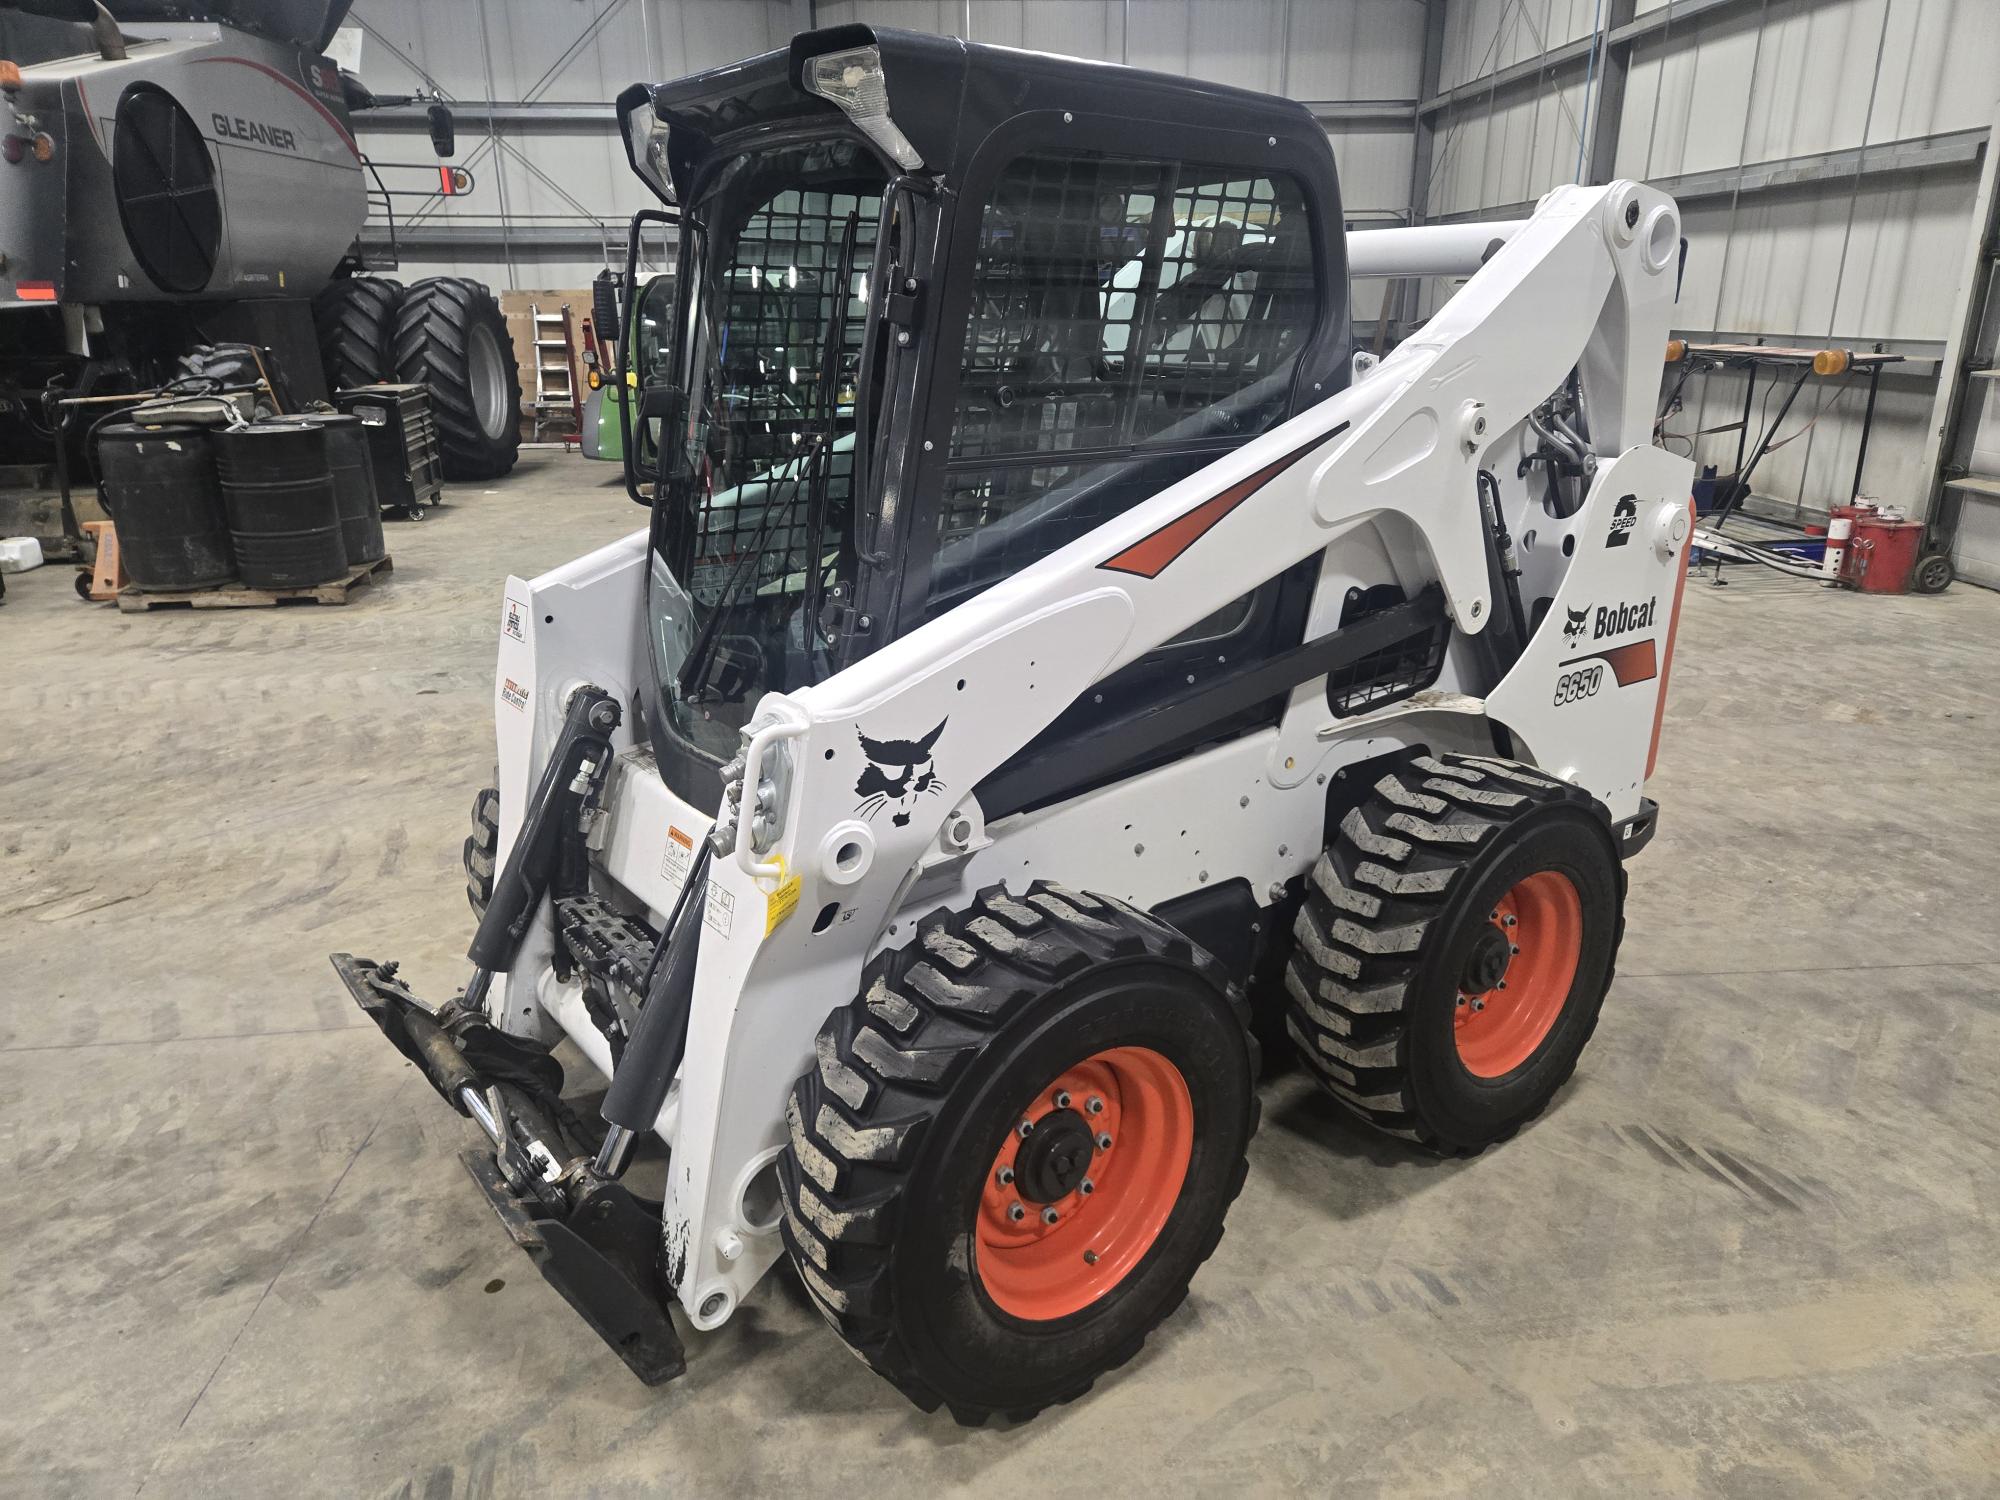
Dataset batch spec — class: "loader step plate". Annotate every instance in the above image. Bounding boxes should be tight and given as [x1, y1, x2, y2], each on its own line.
[556, 895, 660, 996]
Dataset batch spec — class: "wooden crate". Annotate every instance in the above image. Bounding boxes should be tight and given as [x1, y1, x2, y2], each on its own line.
[116, 554, 393, 612]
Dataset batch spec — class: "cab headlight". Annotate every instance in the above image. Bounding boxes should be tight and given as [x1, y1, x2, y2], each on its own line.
[801, 44, 922, 171]
[621, 96, 676, 204]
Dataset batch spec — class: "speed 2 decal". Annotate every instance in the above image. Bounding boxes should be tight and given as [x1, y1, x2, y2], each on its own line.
[1606, 494, 1637, 547]
[855, 719, 947, 827]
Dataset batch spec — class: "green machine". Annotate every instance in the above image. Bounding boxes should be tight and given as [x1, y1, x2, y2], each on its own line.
[581, 272, 673, 463]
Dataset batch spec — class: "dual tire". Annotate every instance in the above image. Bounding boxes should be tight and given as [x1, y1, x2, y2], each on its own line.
[311, 275, 522, 481]
[777, 754, 1624, 1418]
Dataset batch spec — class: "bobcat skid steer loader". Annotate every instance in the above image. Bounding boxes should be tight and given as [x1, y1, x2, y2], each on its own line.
[333, 25, 1694, 1421]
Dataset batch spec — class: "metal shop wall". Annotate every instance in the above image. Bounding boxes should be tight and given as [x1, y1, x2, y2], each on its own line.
[1413, 0, 1999, 555]
[344, 0, 1427, 331]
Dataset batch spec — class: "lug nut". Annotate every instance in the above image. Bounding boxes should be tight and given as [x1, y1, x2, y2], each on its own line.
[1079, 1178, 1095, 1196]
[1083, 1250, 1099, 1265]
[1503, 915, 1517, 927]
[1085, 1096, 1104, 1115]
[1041, 1206, 1061, 1225]
[1018, 1119, 1034, 1138]
[997, 1166, 1014, 1185]
[1054, 1090, 1071, 1109]
[1471, 999, 1485, 1011]
[1008, 1202, 1026, 1222]
[1497, 980, 1508, 990]
[1096, 1132, 1113, 1151]
[1510, 944, 1520, 955]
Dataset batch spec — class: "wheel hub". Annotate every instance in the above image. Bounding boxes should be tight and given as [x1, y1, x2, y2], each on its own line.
[1460, 925, 1513, 994]
[974, 1047, 1192, 1322]
[1014, 1108, 1095, 1203]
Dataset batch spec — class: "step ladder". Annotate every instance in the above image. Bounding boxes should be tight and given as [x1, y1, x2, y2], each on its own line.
[528, 303, 582, 449]
[1920, 115, 2000, 588]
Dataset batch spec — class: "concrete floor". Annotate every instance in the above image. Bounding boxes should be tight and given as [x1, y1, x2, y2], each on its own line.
[4, 452, 1998, 1498]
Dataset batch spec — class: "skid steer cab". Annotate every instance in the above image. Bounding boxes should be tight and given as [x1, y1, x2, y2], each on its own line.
[333, 25, 1694, 1417]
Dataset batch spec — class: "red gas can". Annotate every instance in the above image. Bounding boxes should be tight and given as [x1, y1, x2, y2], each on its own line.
[1848, 514, 1925, 594]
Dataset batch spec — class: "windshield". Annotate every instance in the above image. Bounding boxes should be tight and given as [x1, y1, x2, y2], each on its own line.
[647, 139, 886, 764]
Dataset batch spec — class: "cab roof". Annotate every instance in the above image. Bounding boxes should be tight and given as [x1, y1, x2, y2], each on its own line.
[626, 24, 1330, 199]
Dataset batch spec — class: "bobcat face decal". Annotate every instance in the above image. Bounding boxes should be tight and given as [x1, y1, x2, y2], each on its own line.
[1563, 606, 1590, 645]
[855, 719, 947, 827]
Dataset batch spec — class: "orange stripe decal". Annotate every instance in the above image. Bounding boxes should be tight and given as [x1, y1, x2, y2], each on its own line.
[1099, 429, 1337, 579]
[1596, 638, 1658, 686]
[1646, 498, 1695, 779]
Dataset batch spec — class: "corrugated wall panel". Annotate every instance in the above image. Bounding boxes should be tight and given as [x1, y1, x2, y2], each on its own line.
[1439, 0, 1599, 94]
[1286, 0, 1426, 100]
[1432, 0, 1993, 528]
[354, 0, 1422, 292]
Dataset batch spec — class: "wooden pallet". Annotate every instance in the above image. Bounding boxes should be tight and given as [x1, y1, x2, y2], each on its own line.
[116, 554, 393, 613]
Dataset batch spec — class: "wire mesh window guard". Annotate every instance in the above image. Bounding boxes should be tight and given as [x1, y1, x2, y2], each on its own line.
[683, 181, 880, 608]
[930, 152, 1316, 608]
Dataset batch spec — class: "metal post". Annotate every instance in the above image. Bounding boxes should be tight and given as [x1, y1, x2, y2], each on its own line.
[1851, 360, 1883, 503]
[1584, 0, 1638, 185]
[1733, 363, 1756, 481]
[474, 0, 517, 290]
[1399, 0, 1448, 332]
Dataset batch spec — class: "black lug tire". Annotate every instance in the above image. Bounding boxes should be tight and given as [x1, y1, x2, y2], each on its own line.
[778, 881, 1260, 1424]
[311, 275, 401, 393]
[1284, 753, 1625, 1155]
[464, 785, 498, 918]
[393, 276, 522, 481]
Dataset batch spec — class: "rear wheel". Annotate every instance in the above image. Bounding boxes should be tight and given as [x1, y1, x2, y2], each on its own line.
[393, 277, 521, 481]
[778, 882, 1258, 1423]
[311, 275, 401, 393]
[464, 784, 498, 918]
[1284, 753, 1623, 1154]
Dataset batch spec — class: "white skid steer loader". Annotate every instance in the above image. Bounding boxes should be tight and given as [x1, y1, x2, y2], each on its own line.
[334, 25, 1694, 1422]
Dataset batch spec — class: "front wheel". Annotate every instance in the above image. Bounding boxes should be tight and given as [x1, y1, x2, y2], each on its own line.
[778, 882, 1258, 1423]
[1285, 753, 1624, 1154]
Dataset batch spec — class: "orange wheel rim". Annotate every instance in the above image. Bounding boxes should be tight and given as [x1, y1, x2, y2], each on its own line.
[973, 1046, 1192, 1321]
[1454, 870, 1583, 1078]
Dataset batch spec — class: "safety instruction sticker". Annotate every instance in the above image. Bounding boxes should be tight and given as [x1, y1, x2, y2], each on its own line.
[764, 859, 801, 937]
[503, 595, 528, 642]
[703, 882, 735, 939]
[660, 824, 694, 888]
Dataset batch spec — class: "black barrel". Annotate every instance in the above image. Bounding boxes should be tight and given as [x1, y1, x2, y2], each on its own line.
[291, 413, 385, 565]
[212, 423, 348, 588]
[96, 423, 237, 590]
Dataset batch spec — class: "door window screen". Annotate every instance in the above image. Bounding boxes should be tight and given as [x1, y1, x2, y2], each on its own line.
[681, 183, 878, 606]
[927, 152, 1316, 612]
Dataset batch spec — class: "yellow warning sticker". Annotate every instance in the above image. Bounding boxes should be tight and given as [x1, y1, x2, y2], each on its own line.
[765, 859, 802, 937]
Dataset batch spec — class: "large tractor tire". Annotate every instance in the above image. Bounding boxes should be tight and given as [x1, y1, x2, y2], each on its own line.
[1285, 753, 1624, 1155]
[311, 275, 401, 393]
[779, 882, 1259, 1424]
[393, 277, 521, 481]
[464, 784, 499, 919]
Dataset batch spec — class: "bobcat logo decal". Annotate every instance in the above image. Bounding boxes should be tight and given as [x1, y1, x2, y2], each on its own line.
[855, 719, 947, 827]
[1563, 606, 1590, 644]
